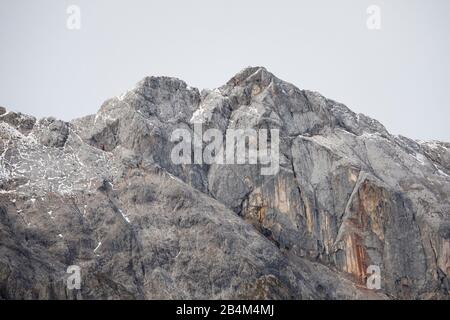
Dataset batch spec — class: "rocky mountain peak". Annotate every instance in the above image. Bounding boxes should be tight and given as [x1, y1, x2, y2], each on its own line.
[224, 66, 274, 88]
[0, 67, 449, 299]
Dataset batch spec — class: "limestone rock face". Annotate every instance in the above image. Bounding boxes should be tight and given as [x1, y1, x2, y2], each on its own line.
[35, 118, 70, 148]
[0, 67, 449, 299]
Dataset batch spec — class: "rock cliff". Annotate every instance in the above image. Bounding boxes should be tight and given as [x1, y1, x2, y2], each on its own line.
[0, 67, 448, 299]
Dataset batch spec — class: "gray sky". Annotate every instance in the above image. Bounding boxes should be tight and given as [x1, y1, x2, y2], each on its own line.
[1, 0, 449, 141]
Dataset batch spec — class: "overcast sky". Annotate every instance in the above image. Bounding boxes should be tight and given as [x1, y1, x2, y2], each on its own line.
[1, 0, 449, 141]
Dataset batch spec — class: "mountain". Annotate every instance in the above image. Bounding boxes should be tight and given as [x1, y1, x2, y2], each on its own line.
[0, 67, 448, 299]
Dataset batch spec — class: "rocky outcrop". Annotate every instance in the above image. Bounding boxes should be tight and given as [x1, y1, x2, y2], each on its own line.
[0, 67, 448, 299]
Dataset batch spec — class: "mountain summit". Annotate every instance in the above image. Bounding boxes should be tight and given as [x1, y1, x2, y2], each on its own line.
[0, 67, 449, 299]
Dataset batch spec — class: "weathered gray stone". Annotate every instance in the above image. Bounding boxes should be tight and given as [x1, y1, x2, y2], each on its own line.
[34, 117, 70, 148]
[0, 111, 35, 135]
[0, 66, 448, 299]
